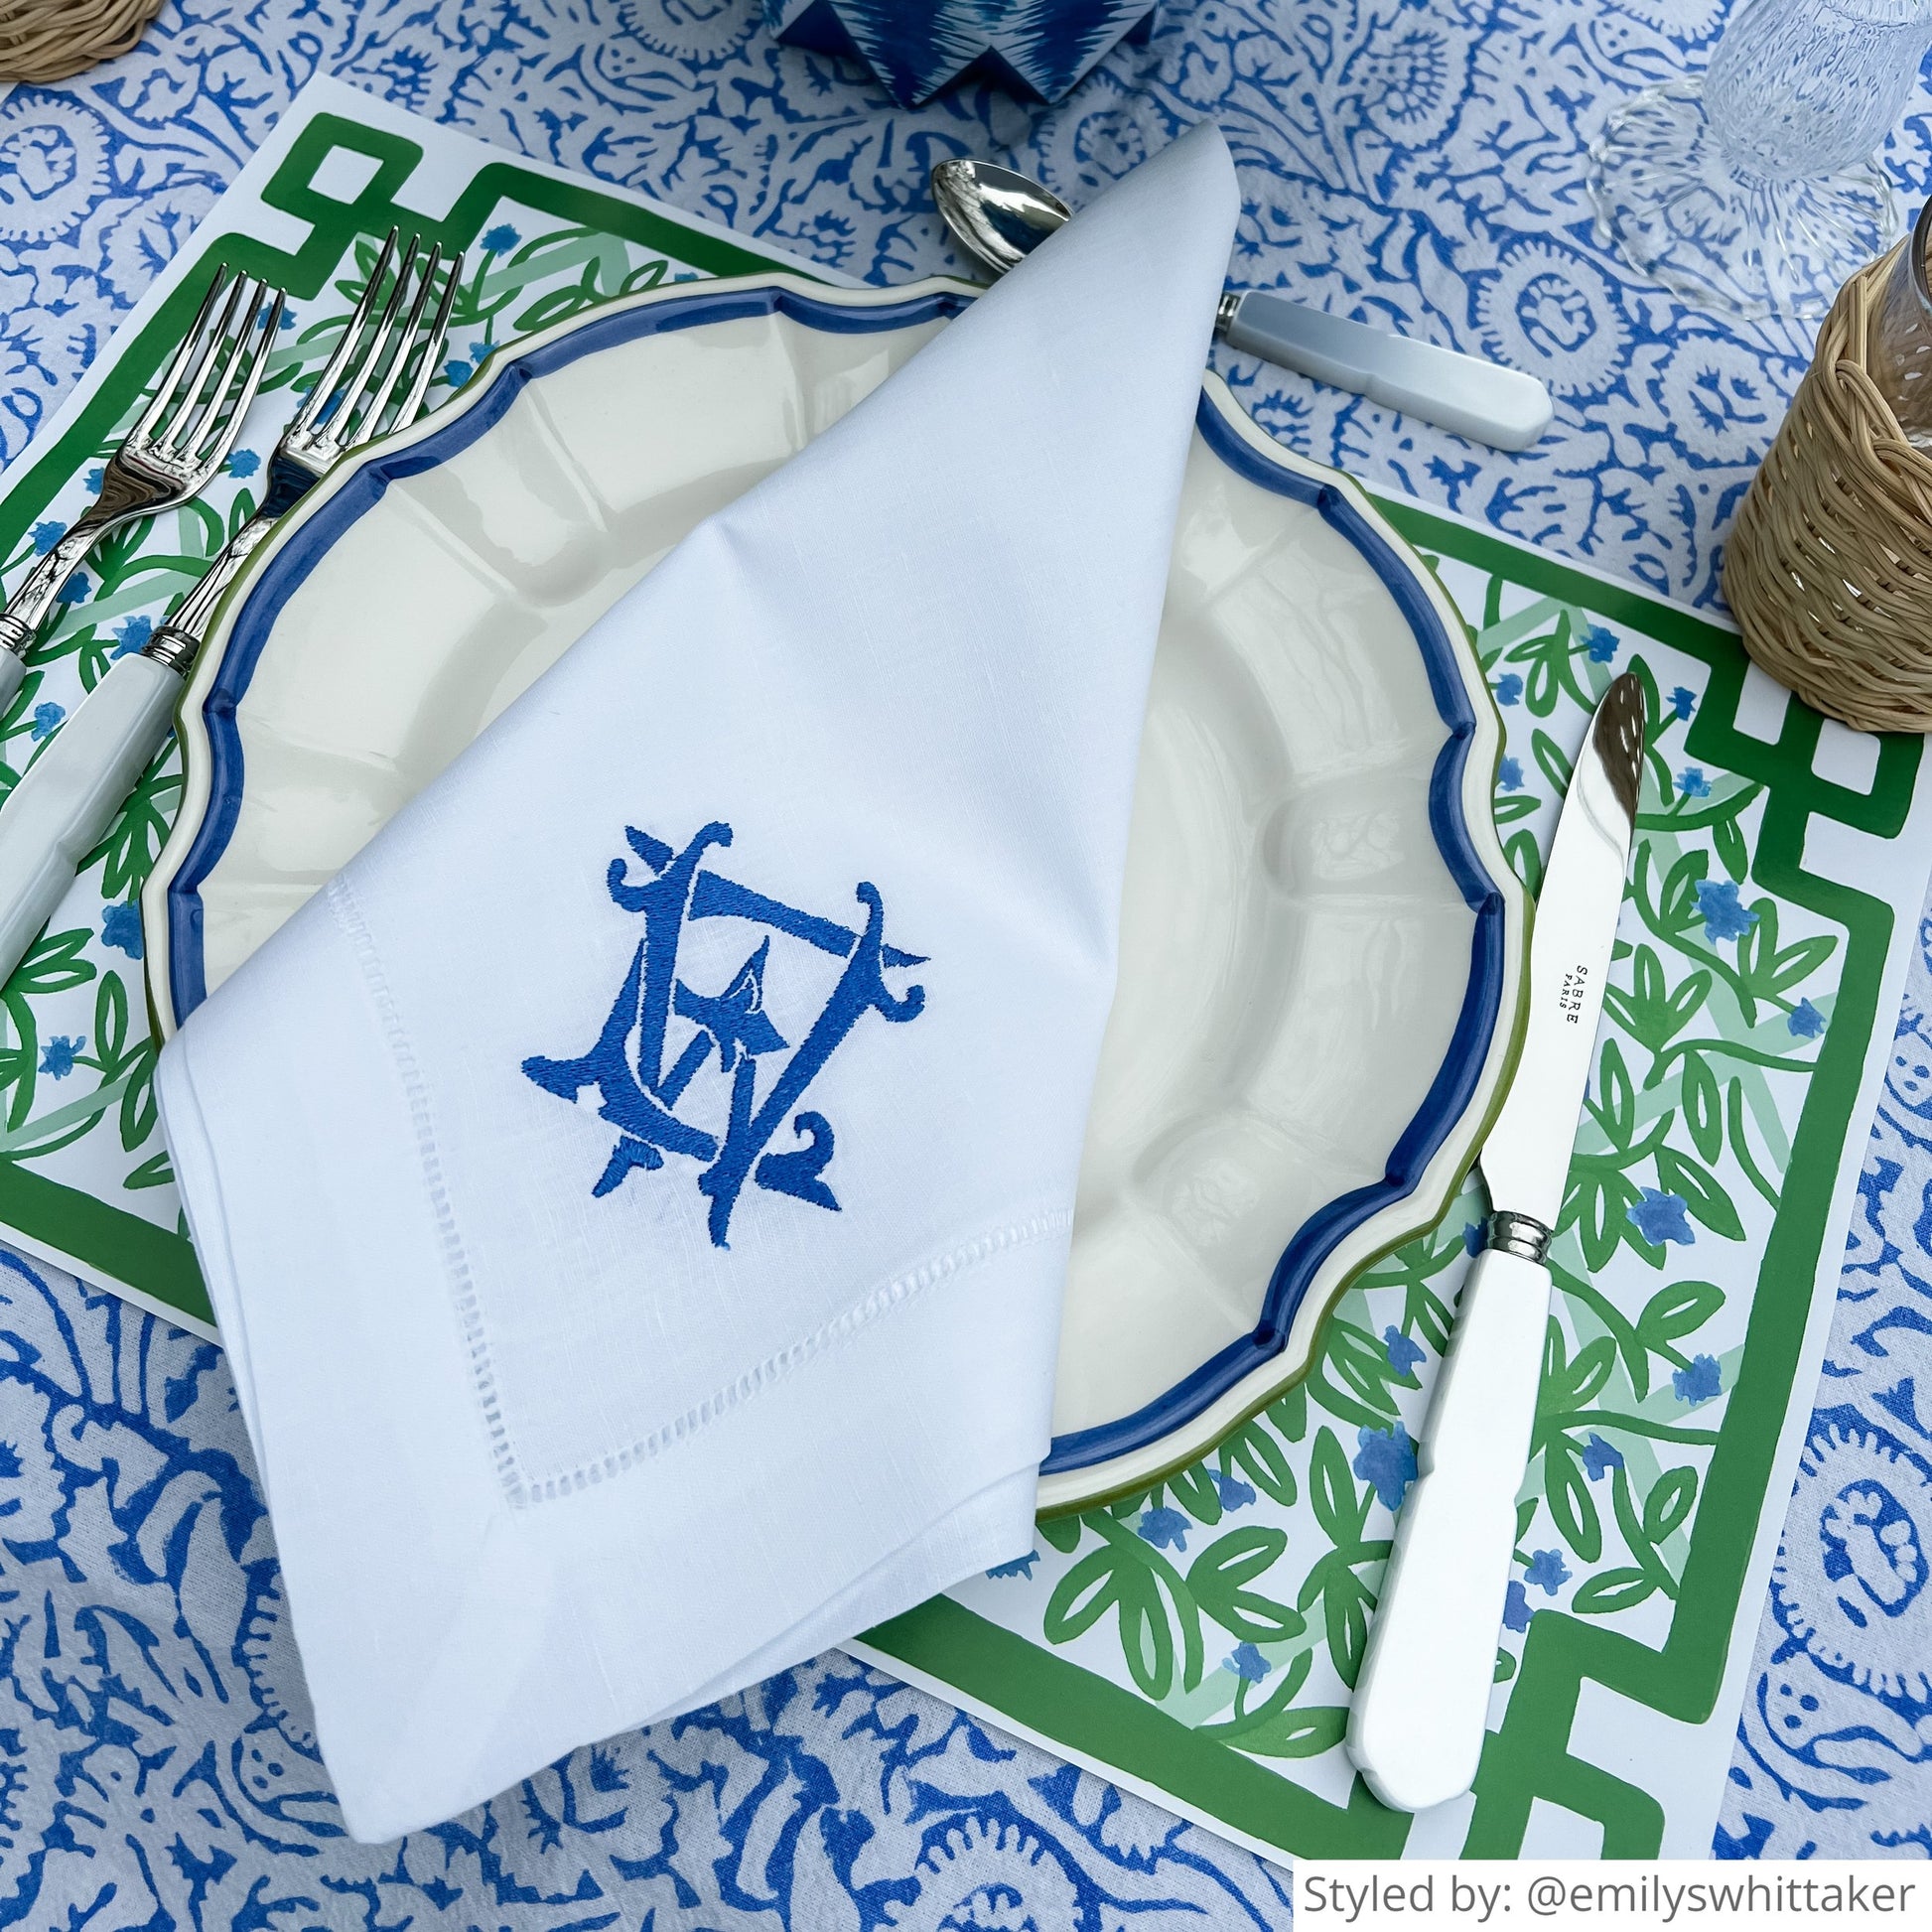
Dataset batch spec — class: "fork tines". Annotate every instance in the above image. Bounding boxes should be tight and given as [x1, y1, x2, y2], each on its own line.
[131, 268, 285, 465]
[299, 229, 465, 454]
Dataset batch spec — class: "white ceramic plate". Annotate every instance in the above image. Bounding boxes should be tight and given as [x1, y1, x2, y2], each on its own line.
[143, 272, 1525, 1509]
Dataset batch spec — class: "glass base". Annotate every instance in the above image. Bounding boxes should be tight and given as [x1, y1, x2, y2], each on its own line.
[1588, 80, 1900, 321]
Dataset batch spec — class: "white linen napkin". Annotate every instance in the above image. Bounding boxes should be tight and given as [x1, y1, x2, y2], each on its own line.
[157, 122, 1239, 1841]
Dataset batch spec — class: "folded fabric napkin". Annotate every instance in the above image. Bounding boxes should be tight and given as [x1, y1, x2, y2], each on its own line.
[158, 122, 1240, 1840]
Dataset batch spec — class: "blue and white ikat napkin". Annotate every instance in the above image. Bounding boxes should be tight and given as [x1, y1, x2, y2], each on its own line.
[156, 124, 1240, 1841]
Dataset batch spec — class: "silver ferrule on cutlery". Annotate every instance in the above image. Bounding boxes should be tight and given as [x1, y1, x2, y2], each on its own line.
[1346, 672, 1647, 1816]
[0, 232, 461, 991]
[930, 158, 1554, 453]
[0, 269, 283, 693]
[1485, 1207, 1553, 1263]
[0, 500, 139, 660]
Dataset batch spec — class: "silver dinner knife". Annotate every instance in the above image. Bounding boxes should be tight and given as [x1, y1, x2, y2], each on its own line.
[1347, 672, 1647, 1814]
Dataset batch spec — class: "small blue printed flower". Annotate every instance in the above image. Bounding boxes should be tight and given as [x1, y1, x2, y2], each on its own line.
[1585, 624, 1618, 662]
[1582, 1433, 1624, 1481]
[1502, 1580, 1533, 1632]
[30, 520, 64, 554]
[1494, 672, 1523, 706]
[1787, 999, 1825, 1039]
[1384, 1325, 1426, 1376]
[1628, 1186, 1695, 1247]
[1524, 1548, 1572, 1595]
[83, 468, 104, 492]
[28, 702, 62, 742]
[1498, 757, 1524, 791]
[226, 449, 259, 479]
[482, 222, 521, 254]
[101, 901, 142, 959]
[986, 1550, 1038, 1580]
[38, 1035, 82, 1080]
[1353, 1424, 1419, 1511]
[1673, 1353, 1723, 1403]
[1463, 1220, 1484, 1256]
[1678, 767, 1711, 799]
[111, 614, 151, 660]
[55, 574, 88, 606]
[1222, 1642, 1271, 1683]
[443, 357, 472, 387]
[673, 270, 701, 283]
[1139, 1506, 1189, 1552]
[1210, 1468, 1255, 1511]
[1695, 878, 1758, 944]
[1670, 686, 1697, 720]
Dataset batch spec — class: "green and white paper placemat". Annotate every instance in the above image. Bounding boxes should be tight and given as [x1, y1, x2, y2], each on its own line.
[854, 525, 1932, 1862]
[1, 74, 1926, 1864]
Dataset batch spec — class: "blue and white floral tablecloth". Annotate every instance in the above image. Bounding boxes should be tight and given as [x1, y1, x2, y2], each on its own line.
[0, 0, 1929, 1919]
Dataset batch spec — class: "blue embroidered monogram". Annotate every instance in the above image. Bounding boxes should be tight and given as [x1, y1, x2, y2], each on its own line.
[523, 823, 927, 1247]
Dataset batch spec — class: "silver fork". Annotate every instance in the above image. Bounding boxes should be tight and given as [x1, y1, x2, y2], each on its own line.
[0, 268, 283, 706]
[0, 230, 462, 990]
[145, 228, 462, 673]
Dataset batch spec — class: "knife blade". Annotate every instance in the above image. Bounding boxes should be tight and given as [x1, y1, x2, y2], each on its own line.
[1346, 672, 1647, 1815]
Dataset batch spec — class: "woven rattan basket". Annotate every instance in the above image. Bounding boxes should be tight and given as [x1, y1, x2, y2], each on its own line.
[0, 0, 163, 82]
[1725, 245, 1932, 733]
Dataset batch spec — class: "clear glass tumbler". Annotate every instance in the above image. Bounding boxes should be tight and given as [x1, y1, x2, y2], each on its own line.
[1588, 0, 1932, 320]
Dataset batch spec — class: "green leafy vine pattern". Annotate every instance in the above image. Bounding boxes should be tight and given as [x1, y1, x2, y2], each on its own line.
[954, 562, 1837, 1801]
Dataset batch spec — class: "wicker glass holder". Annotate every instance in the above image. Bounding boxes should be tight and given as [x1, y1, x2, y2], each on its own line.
[0, 0, 163, 83]
[1725, 245, 1932, 733]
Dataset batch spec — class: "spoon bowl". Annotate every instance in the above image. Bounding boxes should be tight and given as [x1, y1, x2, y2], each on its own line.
[929, 159, 1071, 279]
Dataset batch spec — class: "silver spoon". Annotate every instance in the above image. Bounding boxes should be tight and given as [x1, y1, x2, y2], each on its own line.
[930, 158, 1553, 453]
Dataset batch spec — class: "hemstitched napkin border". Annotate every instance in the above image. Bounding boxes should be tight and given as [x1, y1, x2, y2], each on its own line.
[515, 1212, 1075, 1507]
[335, 845, 1074, 1506]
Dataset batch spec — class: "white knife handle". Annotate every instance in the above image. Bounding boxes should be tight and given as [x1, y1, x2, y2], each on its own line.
[0, 653, 180, 986]
[1221, 292, 1555, 453]
[1347, 1244, 1550, 1813]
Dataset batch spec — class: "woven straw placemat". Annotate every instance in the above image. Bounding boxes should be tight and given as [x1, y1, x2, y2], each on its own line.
[1724, 245, 1932, 734]
[0, 0, 163, 83]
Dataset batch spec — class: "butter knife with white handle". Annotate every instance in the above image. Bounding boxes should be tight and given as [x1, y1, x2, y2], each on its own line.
[1346, 672, 1647, 1814]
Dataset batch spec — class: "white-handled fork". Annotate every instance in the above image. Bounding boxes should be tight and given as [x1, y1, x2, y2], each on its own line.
[0, 268, 283, 709]
[0, 230, 462, 990]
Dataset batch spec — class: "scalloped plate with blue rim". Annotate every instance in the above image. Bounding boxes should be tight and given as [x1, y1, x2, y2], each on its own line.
[141, 271, 1526, 1510]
